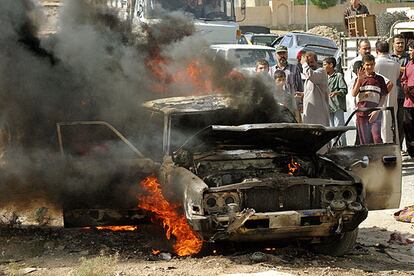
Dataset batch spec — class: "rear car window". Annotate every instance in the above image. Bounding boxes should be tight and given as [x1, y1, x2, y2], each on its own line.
[251, 35, 278, 46]
[228, 49, 276, 67]
[296, 35, 337, 48]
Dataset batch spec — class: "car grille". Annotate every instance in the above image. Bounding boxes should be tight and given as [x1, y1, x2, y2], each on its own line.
[243, 185, 321, 212]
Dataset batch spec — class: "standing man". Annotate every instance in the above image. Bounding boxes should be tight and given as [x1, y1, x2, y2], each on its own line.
[390, 34, 410, 150]
[375, 40, 399, 144]
[323, 57, 348, 145]
[344, 0, 369, 33]
[269, 45, 304, 96]
[270, 45, 304, 121]
[299, 52, 330, 126]
[352, 54, 388, 145]
[401, 41, 414, 159]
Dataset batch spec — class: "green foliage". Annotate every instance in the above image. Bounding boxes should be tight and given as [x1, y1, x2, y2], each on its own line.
[310, 0, 337, 9]
[294, 0, 336, 9]
[373, 0, 394, 3]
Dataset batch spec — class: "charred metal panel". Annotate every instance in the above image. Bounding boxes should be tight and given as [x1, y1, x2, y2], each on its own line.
[244, 185, 315, 212]
[326, 144, 402, 210]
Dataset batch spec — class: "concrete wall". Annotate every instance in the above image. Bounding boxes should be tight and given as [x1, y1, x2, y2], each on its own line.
[237, 1, 414, 30]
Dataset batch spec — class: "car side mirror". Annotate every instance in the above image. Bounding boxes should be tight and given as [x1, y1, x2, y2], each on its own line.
[346, 155, 369, 170]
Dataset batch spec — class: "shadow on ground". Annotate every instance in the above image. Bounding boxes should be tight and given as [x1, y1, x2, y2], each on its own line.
[403, 159, 414, 176]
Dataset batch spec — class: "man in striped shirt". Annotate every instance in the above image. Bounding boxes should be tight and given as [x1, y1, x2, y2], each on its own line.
[352, 54, 389, 144]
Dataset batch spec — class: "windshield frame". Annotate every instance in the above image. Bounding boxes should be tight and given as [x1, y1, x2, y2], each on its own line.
[142, 0, 236, 21]
[227, 48, 277, 68]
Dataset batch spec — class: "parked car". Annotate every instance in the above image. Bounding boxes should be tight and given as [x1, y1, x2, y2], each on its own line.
[209, 44, 277, 71]
[271, 32, 340, 66]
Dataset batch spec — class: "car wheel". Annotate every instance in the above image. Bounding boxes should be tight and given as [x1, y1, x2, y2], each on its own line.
[311, 228, 358, 256]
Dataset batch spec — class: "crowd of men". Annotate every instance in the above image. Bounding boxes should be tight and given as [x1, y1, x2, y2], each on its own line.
[254, 35, 414, 159]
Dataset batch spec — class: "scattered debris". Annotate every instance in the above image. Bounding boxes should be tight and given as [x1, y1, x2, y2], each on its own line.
[374, 243, 388, 253]
[17, 268, 37, 275]
[158, 252, 172, 261]
[388, 232, 414, 245]
[394, 205, 414, 223]
[250, 252, 269, 263]
[148, 251, 172, 261]
[221, 271, 294, 276]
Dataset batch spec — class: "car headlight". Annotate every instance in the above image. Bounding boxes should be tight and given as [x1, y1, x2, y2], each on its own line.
[203, 192, 240, 215]
[322, 186, 357, 204]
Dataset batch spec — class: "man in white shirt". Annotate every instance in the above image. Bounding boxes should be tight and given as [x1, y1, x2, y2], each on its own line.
[375, 40, 399, 143]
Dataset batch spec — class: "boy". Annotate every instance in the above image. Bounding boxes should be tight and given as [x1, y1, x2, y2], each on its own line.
[323, 57, 348, 145]
[352, 54, 388, 144]
[255, 59, 270, 74]
[273, 70, 300, 122]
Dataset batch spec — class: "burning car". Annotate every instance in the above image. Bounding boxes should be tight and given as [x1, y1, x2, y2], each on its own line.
[142, 95, 402, 256]
[58, 94, 401, 256]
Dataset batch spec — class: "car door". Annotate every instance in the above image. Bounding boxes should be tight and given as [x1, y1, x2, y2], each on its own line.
[56, 121, 158, 226]
[324, 107, 402, 210]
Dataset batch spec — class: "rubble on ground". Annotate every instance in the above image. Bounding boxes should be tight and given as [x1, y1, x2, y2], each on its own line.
[307, 26, 341, 47]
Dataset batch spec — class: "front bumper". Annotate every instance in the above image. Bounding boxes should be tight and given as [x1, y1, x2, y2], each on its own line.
[190, 207, 368, 242]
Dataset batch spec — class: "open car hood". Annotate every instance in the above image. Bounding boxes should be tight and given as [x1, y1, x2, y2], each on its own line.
[178, 123, 354, 154]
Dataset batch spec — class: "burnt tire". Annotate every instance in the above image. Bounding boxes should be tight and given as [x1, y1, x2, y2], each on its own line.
[311, 228, 358, 257]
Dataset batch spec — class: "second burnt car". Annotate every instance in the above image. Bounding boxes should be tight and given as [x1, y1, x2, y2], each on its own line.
[143, 95, 402, 256]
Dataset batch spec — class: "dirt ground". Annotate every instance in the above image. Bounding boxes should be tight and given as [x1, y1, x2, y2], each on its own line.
[0, 159, 413, 276]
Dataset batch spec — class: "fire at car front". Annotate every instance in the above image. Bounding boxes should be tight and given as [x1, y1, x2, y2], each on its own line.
[161, 123, 368, 249]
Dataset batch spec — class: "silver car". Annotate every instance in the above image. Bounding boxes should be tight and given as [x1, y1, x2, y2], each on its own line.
[272, 32, 340, 66]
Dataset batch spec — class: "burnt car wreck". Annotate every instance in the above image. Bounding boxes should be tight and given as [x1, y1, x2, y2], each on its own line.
[144, 95, 402, 256]
[60, 95, 402, 256]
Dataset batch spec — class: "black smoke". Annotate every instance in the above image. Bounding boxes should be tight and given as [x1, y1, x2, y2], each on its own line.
[0, 0, 287, 216]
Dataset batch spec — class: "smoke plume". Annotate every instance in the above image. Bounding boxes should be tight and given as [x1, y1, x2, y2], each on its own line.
[0, 0, 286, 218]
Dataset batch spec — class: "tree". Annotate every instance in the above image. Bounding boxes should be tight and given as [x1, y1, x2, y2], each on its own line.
[294, 0, 336, 9]
[310, 0, 337, 9]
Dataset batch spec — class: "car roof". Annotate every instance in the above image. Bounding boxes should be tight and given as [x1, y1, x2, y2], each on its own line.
[288, 31, 334, 40]
[210, 44, 275, 50]
[143, 94, 233, 115]
[251, 34, 278, 37]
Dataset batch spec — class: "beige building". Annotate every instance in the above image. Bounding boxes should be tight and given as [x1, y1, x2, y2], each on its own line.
[237, 0, 414, 30]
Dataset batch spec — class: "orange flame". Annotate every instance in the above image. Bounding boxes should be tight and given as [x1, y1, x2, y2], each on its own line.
[146, 52, 214, 95]
[138, 176, 203, 256]
[287, 157, 301, 176]
[152, 249, 161, 255]
[95, 225, 138, 231]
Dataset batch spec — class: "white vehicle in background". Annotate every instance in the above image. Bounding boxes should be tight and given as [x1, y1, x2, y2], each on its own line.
[104, 0, 246, 44]
[209, 44, 276, 72]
